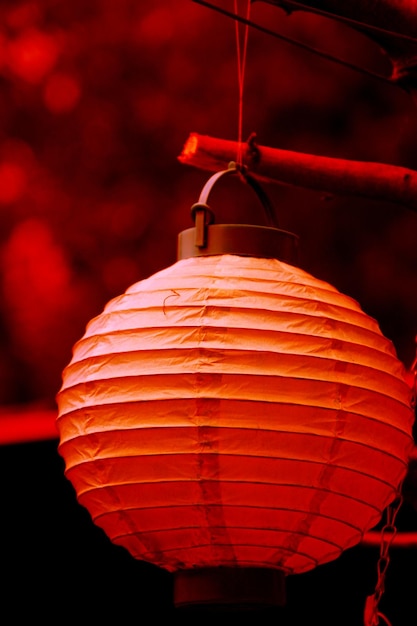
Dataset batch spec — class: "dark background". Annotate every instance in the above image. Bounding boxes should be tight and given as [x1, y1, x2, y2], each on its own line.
[3, 440, 416, 622]
[0, 1, 416, 621]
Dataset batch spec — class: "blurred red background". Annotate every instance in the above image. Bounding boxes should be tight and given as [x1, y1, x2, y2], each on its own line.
[0, 0, 416, 409]
[0, 0, 416, 621]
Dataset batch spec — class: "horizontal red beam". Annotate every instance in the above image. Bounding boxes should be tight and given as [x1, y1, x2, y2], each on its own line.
[0, 405, 58, 445]
[362, 531, 417, 548]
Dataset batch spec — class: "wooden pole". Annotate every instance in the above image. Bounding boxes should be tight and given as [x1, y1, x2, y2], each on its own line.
[179, 132, 417, 212]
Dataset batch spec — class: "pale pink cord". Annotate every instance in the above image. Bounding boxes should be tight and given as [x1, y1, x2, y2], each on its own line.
[233, 0, 251, 168]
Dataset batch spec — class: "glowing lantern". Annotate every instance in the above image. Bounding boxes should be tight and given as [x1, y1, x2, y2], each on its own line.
[56, 167, 415, 610]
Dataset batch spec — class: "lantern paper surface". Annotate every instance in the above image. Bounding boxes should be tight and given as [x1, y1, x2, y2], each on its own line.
[57, 254, 415, 575]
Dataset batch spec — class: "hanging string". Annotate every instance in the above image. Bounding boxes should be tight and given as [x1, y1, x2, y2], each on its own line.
[233, 0, 251, 168]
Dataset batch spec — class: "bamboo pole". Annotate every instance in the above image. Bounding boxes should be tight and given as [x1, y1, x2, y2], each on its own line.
[178, 133, 417, 212]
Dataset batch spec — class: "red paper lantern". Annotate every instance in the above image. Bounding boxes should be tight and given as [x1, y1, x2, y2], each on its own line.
[56, 168, 415, 610]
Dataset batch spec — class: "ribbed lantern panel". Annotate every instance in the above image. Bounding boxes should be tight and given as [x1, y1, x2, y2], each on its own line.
[57, 255, 415, 575]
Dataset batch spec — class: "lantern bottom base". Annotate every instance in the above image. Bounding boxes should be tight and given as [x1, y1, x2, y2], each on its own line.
[173, 566, 286, 611]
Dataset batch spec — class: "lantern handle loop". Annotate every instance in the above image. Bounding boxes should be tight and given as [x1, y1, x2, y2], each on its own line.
[193, 161, 279, 228]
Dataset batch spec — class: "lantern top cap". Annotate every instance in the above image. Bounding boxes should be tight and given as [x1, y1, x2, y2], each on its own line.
[177, 163, 300, 264]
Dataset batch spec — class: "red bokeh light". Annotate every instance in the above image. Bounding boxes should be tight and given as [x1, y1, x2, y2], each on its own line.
[132, 7, 175, 48]
[7, 28, 60, 83]
[6, 1, 43, 31]
[43, 71, 81, 113]
[0, 162, 27, 204]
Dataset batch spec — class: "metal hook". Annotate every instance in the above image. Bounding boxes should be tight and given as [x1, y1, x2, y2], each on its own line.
[193, 162, 279, 228]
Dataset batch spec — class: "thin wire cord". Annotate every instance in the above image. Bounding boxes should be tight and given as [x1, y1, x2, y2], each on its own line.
[363, 496, 403, 626]
[193, 0, 395, 87]
[234, 0, 251, 167]
[376, 613, 393, 626]
[271, 0, 417, 45]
